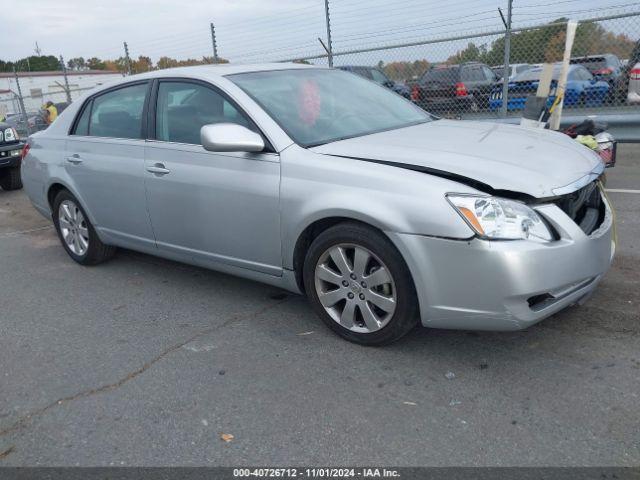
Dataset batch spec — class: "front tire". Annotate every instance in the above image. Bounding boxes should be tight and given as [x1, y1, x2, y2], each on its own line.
[303, 222, 419, 346]
[0, 166, 23, 190]
[52, 190, 115, 265]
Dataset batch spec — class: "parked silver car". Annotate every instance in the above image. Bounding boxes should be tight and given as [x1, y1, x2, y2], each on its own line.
[21, 64, 615, 345]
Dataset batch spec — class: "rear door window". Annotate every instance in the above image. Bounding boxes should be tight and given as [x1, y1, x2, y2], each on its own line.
[422, 67, 458, 84]
[88, 83, 148, 139]
[72, 101, 91, 136]
[461, 66, 484, 82]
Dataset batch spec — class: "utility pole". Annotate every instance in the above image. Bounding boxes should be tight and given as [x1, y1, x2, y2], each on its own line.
[210, 23, 219, 63]
[59, 55, 72, 103]
[34, 41, 42, 56]
[500, 0, 513, 117]
[12, 66, 30, 136]
[123, 41, 132, 75]
[324, 0, 334, 67]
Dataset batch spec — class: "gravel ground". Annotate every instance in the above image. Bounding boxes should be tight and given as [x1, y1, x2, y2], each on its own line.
[0, 145, 638, 467]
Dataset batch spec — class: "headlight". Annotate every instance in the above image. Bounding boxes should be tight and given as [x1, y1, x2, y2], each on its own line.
[447, 194, 553, 242]
[4, 127, 17, 142]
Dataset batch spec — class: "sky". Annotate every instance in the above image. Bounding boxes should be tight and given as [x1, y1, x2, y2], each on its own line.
[3, 0, 639, 66]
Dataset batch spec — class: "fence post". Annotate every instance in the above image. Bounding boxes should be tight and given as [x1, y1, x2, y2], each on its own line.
[210, 23, 219, 63]
[500, 0, 513, 117]
[324, 0, 334, 67]
[123, 42, 132, 75]
[12, 66, 31, 136]
[59, 55, 72, 104]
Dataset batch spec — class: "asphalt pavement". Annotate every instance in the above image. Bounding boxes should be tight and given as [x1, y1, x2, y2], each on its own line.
[0, 145, 638, 467]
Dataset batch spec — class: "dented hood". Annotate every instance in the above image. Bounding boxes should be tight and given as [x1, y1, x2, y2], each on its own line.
[309, 120, 604, 198]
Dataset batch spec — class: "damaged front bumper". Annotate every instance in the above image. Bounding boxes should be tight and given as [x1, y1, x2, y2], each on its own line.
[388, 190, 615, 331]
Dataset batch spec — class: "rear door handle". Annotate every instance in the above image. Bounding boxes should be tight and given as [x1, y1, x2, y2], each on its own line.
[146, 163, 171, 175]
[66, 154, 83, 164]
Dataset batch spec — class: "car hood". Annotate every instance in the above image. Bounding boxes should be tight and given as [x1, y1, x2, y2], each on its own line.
[310, 120, 604, 198]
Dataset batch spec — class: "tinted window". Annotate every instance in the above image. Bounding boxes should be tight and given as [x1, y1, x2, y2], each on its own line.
[155, 81, 254, 145]
[571, 57, 607, 73]
[482, 66, 496, 81]
[422, 67, 459, 83]
[370, 69, 388, 84]
[461, 66, 484, 82]
[72, 100, 91, 136]
[229, 69, 430, 147]
[353, 67, 373, 80]
[89, 83, 147, 139]
[515, 65, 531, 74]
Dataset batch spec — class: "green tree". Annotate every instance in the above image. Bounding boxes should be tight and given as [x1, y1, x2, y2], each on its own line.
[67, 57, 86, 70]
[86, 57, 106, 70]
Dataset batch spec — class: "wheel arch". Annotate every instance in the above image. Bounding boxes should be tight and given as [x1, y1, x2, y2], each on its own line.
[45, 180, 99, 227]
[291, 215, 407, 295]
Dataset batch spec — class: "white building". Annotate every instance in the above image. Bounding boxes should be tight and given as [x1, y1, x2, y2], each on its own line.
[0, 70, 123, 116]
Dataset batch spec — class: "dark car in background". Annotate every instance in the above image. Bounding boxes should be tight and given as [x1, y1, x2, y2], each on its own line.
[0, 122, 25, 190]
[338, 65, 411, 98]
[489, 63, 610, 111]
[409, 62, 497, 113]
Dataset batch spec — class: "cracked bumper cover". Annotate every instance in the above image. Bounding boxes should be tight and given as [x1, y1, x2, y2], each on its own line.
[388, 194, 615, 331]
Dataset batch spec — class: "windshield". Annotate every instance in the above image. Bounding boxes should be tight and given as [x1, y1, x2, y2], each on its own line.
[228, 68, 430, 147]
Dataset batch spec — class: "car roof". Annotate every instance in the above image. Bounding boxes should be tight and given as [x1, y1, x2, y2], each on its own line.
[73, 63, 322, 99]
[131, 62, 317, 81]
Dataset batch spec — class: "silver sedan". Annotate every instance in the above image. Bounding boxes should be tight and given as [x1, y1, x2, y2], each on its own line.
[21, 63, 615, 345]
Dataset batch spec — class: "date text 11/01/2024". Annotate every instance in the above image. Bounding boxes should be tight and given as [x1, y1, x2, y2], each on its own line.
[233, 468, 400, 477]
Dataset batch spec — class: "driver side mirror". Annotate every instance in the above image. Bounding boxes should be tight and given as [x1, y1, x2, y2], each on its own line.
[200, 123, 265, 153]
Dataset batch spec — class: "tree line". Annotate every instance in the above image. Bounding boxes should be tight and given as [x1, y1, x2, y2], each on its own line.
[0, 55, 229, 74]
[379, 19, 637, 81]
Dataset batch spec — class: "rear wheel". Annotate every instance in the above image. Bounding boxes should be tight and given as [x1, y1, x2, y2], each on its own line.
[303, 222, 419, 346]
[0, 166, 23, 190]
[52, 190, 115, 265]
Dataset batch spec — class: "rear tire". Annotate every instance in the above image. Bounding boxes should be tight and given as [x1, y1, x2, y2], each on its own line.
[52, 190, 116, 265]
[0, 166, 23, 190]
[303, 222, 419, 346]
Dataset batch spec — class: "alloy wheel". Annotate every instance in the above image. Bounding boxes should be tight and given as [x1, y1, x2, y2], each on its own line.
[58, 200, 89, 256]
[314, 243, 397, 333]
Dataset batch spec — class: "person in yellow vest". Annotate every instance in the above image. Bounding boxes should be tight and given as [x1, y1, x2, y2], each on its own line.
[43, 101, 58, 125]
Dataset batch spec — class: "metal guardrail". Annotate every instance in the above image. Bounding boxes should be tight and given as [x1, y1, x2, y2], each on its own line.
[464, 109, 640, 143]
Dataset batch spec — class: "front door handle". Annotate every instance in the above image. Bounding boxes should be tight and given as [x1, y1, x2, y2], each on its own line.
[146, 163, 171, 175]
[66, 154, 83, 164]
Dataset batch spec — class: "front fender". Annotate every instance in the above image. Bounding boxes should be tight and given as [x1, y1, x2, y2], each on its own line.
[279, 145, 477, 269]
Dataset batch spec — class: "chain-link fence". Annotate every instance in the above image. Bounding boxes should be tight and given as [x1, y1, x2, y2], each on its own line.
[283, 11, 640, 121]
[3, 1, 639, 137]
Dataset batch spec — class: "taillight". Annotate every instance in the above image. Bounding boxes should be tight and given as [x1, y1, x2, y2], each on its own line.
[594, 67, 613, 75]
[21, 143, 30, 161]
[455, 82, 468, 97]
[630, 68, 640, 80]
[410, 85, 420, 101]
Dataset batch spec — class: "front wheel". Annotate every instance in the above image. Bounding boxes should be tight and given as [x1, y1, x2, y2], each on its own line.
[0, 166, 23, 190]
[303, 222, 419, 346]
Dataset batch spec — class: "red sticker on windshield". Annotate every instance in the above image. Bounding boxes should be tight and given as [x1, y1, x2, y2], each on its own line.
[298, 79, 321, 125]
